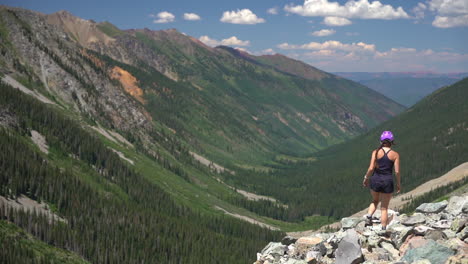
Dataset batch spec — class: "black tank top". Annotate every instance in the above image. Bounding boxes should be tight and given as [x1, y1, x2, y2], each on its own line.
[374, 149, 394, 175]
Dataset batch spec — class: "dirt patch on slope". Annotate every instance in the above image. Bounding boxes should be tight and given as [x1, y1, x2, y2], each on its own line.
[214, 206, 279, 230]
[109, 66, 145, 104]
[2, 75, 56, 105]
[31, 130, 49, 154]
[0, 195, 66, 223]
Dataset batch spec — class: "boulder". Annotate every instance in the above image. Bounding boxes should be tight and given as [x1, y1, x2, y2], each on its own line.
[416, 200, 448, 214]
[431, 219, 452, 229]
[389, 224, 414, 248]
[414, 225, 434, 236]
[335, 229, 364, 264]
[341, 217, 364, 230]
[451, 218, 468, 233]
[363, 247, 392, 262]
[443, 229, 457, 239]
[401, 213, 426, 226]
[305, 250, 322, 263]
[380, 241, 399, 260]
[424, 229, 447, 241]
[411, 259, 432, 264]
[261, 242, 287, 257]
[401, 239, 456, 264]
[441, 237, 468, 255]
[296, 236, 323, 246]
[457, 226, 468, 240]
[282, 236, 298, 245]
[399, 235, 429, 256]
[463, 201, 468, 214]
[445, 196, 467, 216]
[366, 234, 382, 249]
[283, 259, 307, 264]
[445, 254, 468, 264]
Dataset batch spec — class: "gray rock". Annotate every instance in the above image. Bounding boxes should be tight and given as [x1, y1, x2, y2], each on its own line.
[411, 259, 432, 264]
[355, 221, 367, 233]
[457, 226, 468, 240]
[463, 201, 468, 214]
[445, 196, 467, 216]
[305, 250, 322, 264]
[431, 219, 452, 229]
[335, 229, 364, 264]
[261, 242, 287, 257]
[451, 218, 467, 233]
[380, 241, 399, 260]
[283, 259, 307, 264]
[366, 235, 382, 249]
[374, 247, 393, 261]
[414, 225, 434, 236]
[323, 242, 334, 258]
[401, 239, 456, 264]
[389, 224, 414, 248]
[311, 242, 327, 256]
[443, 229, 457, 239]
[424, 229, 448, 241]
[282, 236, 298, 245]
[416, 200, 448, 214]
[341, 217, 364, 230]
[401, 213, 426, 226]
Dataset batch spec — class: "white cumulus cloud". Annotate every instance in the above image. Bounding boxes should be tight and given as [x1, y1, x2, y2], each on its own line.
[267, 7, 279, 15]
[323, 16, 352, 26]
[311, 29, 336, 36]
[184, 13, 201, 21]
[412, 3, 427, 19]
[429, 0, 468, 15]
[278, 43, 468, 72]
[220, 9, 266, 24]
[433, 14, 468, 27]
[428, 0, 468, 28]
[284, 0, 409, 20]
[260, 48, 276, 55]
[153, 11, 175, 24]
[199, 36, 251, 47]
[278, 40, 376, 53]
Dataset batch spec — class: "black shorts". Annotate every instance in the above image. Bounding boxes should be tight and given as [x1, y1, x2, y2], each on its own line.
[370, 173, 394, 193]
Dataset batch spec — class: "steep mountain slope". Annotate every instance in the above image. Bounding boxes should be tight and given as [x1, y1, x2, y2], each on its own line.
[224, 78, 468, 220]
[40, 9, 405, 165]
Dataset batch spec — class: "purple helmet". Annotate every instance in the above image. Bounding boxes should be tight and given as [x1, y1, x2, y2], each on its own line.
[380, 131, 394, 142]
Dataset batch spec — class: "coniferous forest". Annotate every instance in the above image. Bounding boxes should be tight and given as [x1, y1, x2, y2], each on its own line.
[0, 82, 283, 263]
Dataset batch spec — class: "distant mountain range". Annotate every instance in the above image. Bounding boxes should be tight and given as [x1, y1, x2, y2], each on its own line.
[334, 72, 468, 107]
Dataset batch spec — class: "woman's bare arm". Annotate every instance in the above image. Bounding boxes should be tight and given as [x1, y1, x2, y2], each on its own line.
[363, 150, 376, 186]
[394, 153, 401, 193]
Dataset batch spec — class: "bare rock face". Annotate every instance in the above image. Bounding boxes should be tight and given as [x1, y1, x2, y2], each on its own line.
[0, 7, 153, 148]
[335, 229, 364, 264]
[416, 200, 448, 214]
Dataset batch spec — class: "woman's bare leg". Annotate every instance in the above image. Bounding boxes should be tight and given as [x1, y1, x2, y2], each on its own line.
[380, 193, 393, 228]
[367, 190, 380, 216]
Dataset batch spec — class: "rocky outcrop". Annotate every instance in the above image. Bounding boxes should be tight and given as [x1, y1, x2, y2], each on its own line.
[255, 194, 468, 264]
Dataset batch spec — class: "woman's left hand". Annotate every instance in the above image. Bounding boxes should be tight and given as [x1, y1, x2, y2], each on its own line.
[362, 178, 369, 187]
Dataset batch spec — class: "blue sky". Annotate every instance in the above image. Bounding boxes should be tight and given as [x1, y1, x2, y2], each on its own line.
[3, 0, 468, 72]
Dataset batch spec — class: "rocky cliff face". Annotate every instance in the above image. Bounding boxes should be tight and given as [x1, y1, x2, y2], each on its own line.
[256, 194, 468, 264]
[0, 7, 152, 135]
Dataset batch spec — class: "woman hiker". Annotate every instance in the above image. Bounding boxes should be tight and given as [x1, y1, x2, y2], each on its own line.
[362, 131, 401, 230]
